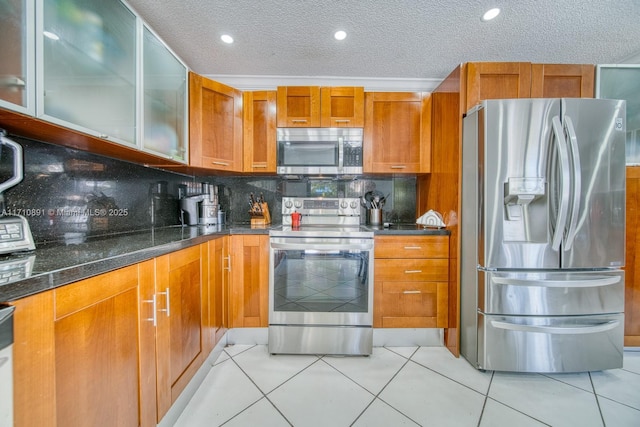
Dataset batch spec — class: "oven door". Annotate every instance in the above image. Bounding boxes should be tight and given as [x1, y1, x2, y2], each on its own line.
[269, 236, 374, 327]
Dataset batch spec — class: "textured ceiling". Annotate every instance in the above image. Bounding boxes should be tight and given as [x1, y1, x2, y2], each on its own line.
[126, 0, 640, 90]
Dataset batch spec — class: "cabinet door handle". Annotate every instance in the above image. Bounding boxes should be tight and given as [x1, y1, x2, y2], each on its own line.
[292, 119, 308, 123]
[158, 287, 170, 317]
[212, 161, 230, 166]
[403, 290, 421, 294]
[223, 255, 231, 272]
[390, 165, 407, 169]
[334, 120, 350, 123]
[404, 270, 422, 274]
[252, 163, 267, 168]
[404, 246, 422, 250]
[143, 294, 157, 326]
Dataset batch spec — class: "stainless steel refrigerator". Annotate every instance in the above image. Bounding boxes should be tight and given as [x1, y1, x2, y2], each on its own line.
[460, 98, 626, 373]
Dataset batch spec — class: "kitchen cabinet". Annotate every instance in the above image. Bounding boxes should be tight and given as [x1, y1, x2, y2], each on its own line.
[373, 235, 449, 328]
[0, 0, 34, 115]
[10, 264, 157, 427]
[625, 167, 640, 346]
[202, 236, 229, 352]
[8, 241, 230, 427]
[320, 86, 364, 127]
[189, 72, 243, 171]
[0, 0, 189, 168]
[530, 63, 594, 98]
[141, 25, 188, 162]
[41, 0, 138, 146]
[363, 91, 431, 173]
[276, 86, 321, 127]
[154, 245, 204, 420]
[229, 234, 269, 328]
[418, 61, 594, 357]
[464, 62, 594, 112]
[243, 90, 277, 172]
[276, 86, 364, 127]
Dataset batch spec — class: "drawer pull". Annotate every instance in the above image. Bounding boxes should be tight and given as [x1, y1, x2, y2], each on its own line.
[404, 270, 422, 274]
[212, 161, 230, 166]
[390, 165, 407, 169]
[404, 246, 422, 250]
[403, 290, 421, 294]
[335, 119, 350, 123]
[292, 119, 308, 123]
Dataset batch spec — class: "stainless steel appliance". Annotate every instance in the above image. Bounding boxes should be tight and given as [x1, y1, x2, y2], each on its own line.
[276, 128, 363, 175]
[0, 131, 35, 254]
[0, 304, 15, 426]
[178, 183, 219, 226]
[269, 197, 374, 355]
[460, 98, 626, 373]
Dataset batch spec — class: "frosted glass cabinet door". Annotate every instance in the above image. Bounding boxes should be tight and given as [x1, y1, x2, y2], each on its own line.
[41, 0, 136, 145]
[0, 0, 33, 113]
[597, 65, 640, 165]
[142, 26, 188, 162]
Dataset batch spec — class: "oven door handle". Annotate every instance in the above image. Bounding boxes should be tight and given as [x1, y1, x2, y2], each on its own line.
[270, 241, 373, 251]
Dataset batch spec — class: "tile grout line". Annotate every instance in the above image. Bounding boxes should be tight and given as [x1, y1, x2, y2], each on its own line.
[588, 372, 607, 427]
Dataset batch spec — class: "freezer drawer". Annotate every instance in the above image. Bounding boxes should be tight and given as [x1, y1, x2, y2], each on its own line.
[477, 313, 623, 373]
[480, 270, 624, 316]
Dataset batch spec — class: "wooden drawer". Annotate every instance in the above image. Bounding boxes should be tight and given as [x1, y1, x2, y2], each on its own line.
[375, 281, 448, 328]
[375, 258, 448, 282]
[374, 235, 448, 259]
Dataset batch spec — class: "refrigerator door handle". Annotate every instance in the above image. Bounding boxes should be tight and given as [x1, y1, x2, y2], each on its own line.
[492, 275, 621, 288]
[551, 116, 571, 251]
[563, 116, 582, 250]
[490, 320, 620, 335]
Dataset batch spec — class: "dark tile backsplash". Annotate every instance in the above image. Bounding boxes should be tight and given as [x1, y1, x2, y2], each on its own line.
[1, 136, 417, 245]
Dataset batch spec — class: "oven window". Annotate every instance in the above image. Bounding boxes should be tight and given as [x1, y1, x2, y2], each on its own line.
[279, 141, 338, 166]
[273, 249, 369, 313]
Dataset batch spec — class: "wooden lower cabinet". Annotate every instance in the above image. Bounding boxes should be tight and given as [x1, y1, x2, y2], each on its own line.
[11, 264, 155, 427]
[10, 240, 230, 427]
[373, 235, 449, 328]
[229, 234, 269, 328]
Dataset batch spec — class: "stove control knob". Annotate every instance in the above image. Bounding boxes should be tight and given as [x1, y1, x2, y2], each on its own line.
[340, 200, 348, 209]
[294, 200, 302, 209]
[284, 200, 293, 209]
[350, 200, 358, 209]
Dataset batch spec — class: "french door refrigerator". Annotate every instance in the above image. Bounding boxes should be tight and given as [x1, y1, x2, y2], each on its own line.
[460, 98, 626, 373]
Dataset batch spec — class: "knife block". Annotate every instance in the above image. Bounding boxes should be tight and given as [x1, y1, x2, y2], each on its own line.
[249, 202, 271, 226]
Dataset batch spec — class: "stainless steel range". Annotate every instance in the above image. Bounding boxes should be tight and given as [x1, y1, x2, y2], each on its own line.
[268, 197, 374, 355]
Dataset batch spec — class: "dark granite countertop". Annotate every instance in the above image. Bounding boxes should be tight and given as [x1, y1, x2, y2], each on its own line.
[0, 221, 447, 302]
[0, 223, 274, 302]
[363, 223, 450, 235]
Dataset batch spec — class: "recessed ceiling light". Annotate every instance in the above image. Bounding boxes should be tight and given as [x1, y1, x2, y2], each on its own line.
[334, 30, 347, 41]
[220, 34, 234, 44]
[481, 8, 501, 21]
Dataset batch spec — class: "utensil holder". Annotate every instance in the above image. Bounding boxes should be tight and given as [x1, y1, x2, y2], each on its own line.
[367, 208, 382, 225]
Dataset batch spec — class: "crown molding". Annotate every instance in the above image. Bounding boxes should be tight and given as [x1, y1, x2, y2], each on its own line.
[203, 74, 442, 92]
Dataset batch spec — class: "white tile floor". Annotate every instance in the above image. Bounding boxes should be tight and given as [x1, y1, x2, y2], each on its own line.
[174, 345, 640, 427]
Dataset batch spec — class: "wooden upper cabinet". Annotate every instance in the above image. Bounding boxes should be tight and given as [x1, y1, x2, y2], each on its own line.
[320, 86, 364, 127]
[276, 86, 364, 127]
[189, 72, 243, 171]
[465, 62, 532, 112]
[530, 63, 595, 98]
[277, 86, 321, 127]
[364, 92, 431, 173]
[243, 91, 277, 172]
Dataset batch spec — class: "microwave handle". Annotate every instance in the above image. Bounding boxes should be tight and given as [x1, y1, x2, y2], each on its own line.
[338, 136, 344, 168]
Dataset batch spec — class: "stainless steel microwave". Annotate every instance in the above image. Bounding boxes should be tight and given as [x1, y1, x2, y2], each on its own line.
[276, 128, 363, 175]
